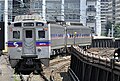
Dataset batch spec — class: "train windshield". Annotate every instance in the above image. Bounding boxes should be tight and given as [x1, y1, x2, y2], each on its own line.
[24, 22, 34, 26]
[14, 23, 22, 27]
[38, 30, 45, 38]
[13, 31, 20, 39]
[36, 22, 44, 26]
[26, 30, 32, 38]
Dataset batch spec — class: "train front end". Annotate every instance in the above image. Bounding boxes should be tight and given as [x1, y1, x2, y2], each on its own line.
[8, 15, 51, 73]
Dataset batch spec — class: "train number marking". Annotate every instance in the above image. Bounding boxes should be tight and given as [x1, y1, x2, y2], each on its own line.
[13, 42, 18, 47]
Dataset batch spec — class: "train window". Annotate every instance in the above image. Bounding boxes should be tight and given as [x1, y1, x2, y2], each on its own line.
[13, 31, 20, 39]
[14, 23, 22, 27]
[38, 30, 45, 38]
[26, 30, 32, 38]
[24, 23, 34, 26]
[36, 22, 44, 26]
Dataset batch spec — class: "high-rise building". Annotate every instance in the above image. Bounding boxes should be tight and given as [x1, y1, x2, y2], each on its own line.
[107, 0, 115, 24]
[64, 0, 80, 22]
[115, 0, 120, 24]
[80, 0, 101, 36]
[100, 0, 109, 35]
[12, 0, 102, 36]
[0, 0, 12, 22]
[12, 0, 30, 21]
[29, 0, 81, 22]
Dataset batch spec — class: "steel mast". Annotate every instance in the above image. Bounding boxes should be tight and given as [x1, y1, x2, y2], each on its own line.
[4, 0, 8, 51]
[42, 0, 46, 21]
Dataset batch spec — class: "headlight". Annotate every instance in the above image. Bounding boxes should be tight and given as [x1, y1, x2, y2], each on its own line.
[17, 48, 21, 52]
[115, 53, 118, 56]
[38, 48, 41, 52]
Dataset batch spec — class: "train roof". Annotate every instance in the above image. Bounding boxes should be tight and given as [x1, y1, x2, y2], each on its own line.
[93, 36, 114, 39]
[67, 22, 83, 26]
[14, 15, 46, 22]
[66, 25, 90, 29]
[50, 23, 64, 28]
[11, 20, 45, 23]
[49, 23, 89, 29]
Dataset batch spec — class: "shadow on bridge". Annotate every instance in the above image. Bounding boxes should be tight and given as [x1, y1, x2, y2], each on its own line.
[68, 46, 120, 81]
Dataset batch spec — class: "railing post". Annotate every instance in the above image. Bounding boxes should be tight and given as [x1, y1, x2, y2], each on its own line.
[110, 59, 115, 81]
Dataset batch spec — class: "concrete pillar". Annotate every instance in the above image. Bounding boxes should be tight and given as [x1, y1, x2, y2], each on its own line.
[42, 0, 46, 21]
[4, 0, 8, 52]
[61, 0, 64, 21]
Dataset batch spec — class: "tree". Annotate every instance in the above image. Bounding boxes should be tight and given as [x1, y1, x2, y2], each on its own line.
[105, 21, 112, 36]
[114, 24, 120, 38]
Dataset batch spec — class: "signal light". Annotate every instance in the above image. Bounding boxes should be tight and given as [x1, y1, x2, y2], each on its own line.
[114, 48, 120, 60]
[43, 28, 48, 31]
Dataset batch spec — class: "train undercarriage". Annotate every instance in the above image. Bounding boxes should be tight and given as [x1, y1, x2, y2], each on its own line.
[10, 58, 43, 74]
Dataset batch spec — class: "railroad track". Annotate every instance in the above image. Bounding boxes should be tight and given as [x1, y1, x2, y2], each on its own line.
[50, 61, 70, 81]
[87, 48, 115, 58]
[13, 55, 71, 81]
[0, 54, 71, 81]
[47, 56, 71, 81]
[0, 55, 50, 81]
[16, 72, 49, 81]
[55, 62, 70, 72]
[49, 58, 70, 66]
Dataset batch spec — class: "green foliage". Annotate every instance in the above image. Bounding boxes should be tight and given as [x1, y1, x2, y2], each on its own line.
[114, 24, 120, 38]
[105, 21, 112, 36]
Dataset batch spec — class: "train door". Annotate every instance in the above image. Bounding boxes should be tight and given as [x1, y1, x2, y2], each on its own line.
[23, 29, 35, 54]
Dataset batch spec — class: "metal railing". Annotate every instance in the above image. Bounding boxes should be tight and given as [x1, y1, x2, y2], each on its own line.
[71, 45, 120, 76]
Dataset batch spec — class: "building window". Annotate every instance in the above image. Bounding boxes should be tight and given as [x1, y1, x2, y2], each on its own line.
[77, 15, 80, 19]
[68, 3, 79, 9]
[1, 14, 3, 21]
[35, 2, 39, 8]
[8, 15, 12, 20]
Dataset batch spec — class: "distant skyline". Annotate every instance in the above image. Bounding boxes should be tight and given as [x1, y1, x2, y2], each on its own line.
[2, 0, 119, 36]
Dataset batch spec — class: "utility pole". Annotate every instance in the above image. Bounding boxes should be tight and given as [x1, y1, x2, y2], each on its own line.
[4, 0, 8, 52]
[111, 24, 114, 37]
[74, 32, 77, 45]
[108, 29, 111, 37]
[61, 0, 64, 21]
[42, 0, 46, 21]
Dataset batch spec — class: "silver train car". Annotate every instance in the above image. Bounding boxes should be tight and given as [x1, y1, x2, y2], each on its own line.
[8, 15, 92, 73]
[50, 24, 65, 55]
[66, 23, 91, 48]
[8, 15, 50, 73]
[50, 22, 92, 55]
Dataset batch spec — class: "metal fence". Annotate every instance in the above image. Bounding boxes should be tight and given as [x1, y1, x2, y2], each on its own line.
[69, 46, 120, 81]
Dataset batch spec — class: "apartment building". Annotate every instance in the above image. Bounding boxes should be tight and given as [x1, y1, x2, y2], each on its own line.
[29, 0, 81, 22]
[115, 0, 120, 24]
[12, 0, 102, 36]
[0, 0, 12, 22]
[100, 0, 109, 35]
[107, 0, 115, 24]
[82, 0, 101, 36]
[12, 0, 30, 21]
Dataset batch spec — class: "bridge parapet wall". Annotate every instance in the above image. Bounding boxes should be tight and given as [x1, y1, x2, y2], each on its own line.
[69, 46, 120, 81]
[92, 38, 120, 48]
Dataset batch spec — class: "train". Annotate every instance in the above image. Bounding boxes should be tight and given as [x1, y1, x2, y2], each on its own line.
[8, 15, 92, 73]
